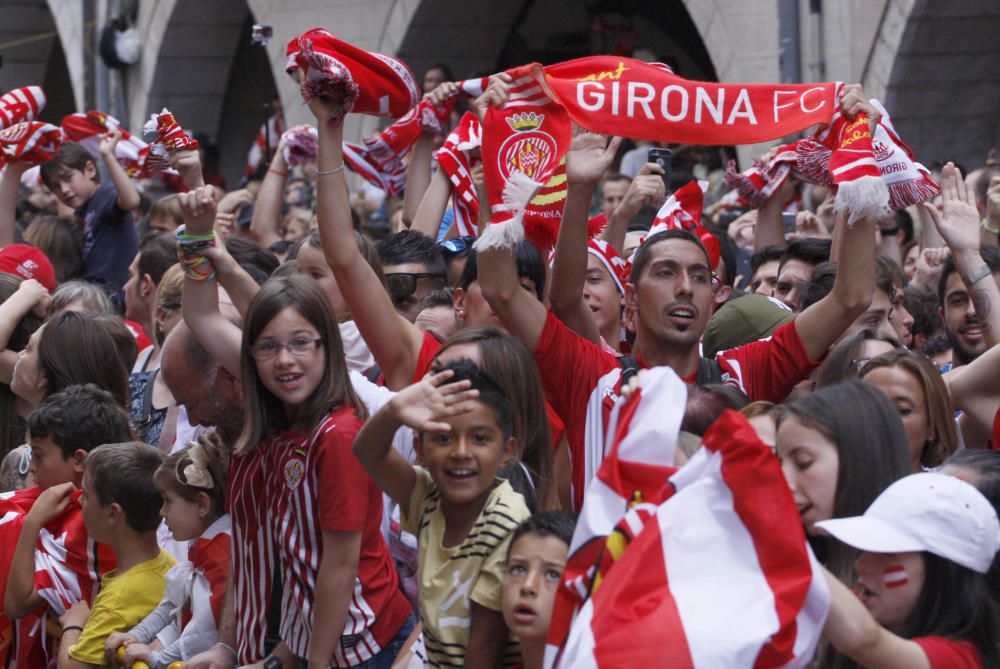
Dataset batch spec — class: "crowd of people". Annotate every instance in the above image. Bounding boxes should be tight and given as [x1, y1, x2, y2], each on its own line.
[0, 23, 998, 669]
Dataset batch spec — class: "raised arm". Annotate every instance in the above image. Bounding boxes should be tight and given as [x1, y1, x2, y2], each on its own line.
[754, 173, 794, 252]
[310, 98, 425, 389]
[411, 167, 453, 239]
[178, 185, 243, 379]
[550, 134, 621, 345]
[601, 162, 664, 253]
[923, 162, 1000, 348]
[945, 341, 1000, 436]
[0, 278, 48, 384]
[249, 132, 291, 248]
[0, 162, 31, 247]
[99, 129, 140, 212]
[402, 132, 437, 230]
[794, 210, 875, 361]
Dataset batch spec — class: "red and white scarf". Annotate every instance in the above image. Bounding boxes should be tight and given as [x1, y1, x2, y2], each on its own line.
[0, 86, 46, 130]
[476, 65, 572, 251]
[0, 122, 61, 168]
[60, 110, 148, 177]
[643, 180, 720, 268]
[726, 98, 936, 222]
[435, 112, 483, 236]
[285, 28, 419, 127]
[281, 125, 319, 168]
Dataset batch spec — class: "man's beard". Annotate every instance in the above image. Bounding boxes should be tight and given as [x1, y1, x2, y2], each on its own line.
[947, 328, 981, 366]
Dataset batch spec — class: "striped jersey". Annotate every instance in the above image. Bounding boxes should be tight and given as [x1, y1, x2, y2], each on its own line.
[228, 405, 411, 665]
[401, 468, 531, 668]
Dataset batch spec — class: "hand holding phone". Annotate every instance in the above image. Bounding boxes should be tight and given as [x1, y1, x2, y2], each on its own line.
[648, 147, 672, 195]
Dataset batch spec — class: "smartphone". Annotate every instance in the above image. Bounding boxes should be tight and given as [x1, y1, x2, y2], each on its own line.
[648, 147, 672, 194]
[782, 211, 796, 235]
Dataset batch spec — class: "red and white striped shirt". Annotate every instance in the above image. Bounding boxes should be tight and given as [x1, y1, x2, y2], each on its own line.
[229, 405, 411, 666]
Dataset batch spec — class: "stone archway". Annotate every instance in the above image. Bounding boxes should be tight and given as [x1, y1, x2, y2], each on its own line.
[880, 0, 1000, 169]
[0, 0, 82, 120]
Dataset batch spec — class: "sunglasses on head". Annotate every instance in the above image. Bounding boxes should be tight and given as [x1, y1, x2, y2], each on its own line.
[437, 236, 476, 257]
[385, 272, 448, 302]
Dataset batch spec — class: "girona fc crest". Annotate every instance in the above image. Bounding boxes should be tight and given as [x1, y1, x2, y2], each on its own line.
[283, 458, 305, 489]
[497, 131, 557, 182]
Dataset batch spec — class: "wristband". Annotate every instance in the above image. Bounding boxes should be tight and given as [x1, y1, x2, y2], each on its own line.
[879, 225, 900, 235]
[175, 226, 218, 282]
[963, 263, 993, 287]
[215, 642, 238, 660]
[267, 167, 288, 178]
[981, 217, 1000, 235]
[61, 625, 83, 635]
[316, 163, 345, 176]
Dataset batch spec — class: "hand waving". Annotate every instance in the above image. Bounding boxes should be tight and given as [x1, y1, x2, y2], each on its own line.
[921, 162, 980, 255]
[566, 133, 622, 187]
[389, 369, 480, 433]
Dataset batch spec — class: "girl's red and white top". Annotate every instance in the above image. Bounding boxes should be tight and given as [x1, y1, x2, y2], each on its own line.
[229, 405, 411, 666]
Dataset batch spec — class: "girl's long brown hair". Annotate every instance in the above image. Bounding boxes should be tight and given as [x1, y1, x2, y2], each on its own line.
[234, 274, 366, 455]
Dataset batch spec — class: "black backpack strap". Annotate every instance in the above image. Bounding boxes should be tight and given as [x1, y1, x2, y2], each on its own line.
[618, 355, 640, 388]
[364, 363, 383, 384]
[696, 356, 724, 385]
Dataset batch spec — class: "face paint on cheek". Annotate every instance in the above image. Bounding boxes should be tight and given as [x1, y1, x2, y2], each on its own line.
[882, 564, 909, 588]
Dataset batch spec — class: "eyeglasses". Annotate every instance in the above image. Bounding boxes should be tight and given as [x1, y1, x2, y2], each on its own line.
[249, 336, 323, 361]
[438, 236, 476, 257]
[385, 272, 447, 302]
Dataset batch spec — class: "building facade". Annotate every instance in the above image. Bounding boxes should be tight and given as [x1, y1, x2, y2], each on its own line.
[2, 0, 998, 184]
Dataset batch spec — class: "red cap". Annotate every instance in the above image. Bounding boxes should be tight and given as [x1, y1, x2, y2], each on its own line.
[0, 243, 57, 292]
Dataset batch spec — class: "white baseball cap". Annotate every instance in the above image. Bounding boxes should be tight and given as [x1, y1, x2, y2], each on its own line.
[815, 472, 1000, 574]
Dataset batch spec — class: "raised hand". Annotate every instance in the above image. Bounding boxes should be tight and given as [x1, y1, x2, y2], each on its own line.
[922, 162, 980, 255]
[566, 133, 622, 187]
[788, 210, 830, 241]
[389, 369, 480, 433]
[472, 73, 512, 121]
[838, 84, 880, 135]
[424, 81, 459, 106]
[15, 278, 50, 318]
[178, 185, 218, 236]
[99, 127, 122, 157]
[613, 161, 666, 220]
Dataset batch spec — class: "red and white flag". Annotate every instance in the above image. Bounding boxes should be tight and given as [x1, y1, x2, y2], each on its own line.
[547, 367, 686, 660]
[0, 86, 46, 130]
[550, 410, 830, 668]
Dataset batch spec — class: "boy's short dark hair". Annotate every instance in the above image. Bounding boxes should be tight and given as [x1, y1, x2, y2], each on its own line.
[377, 230, 448, 277]
[137, 232, 178, 287]
[40, 142, 98, 189]
[225, 237, 279, 285]
[508, 511, 577, 558]
[85, 441, 164, 533]
[750, 245, 785, 275]
[437, 358, 514, 442]
[630, 229, 710, 286]
[27, 384, 135, 460]
[778, 238, 831, 275]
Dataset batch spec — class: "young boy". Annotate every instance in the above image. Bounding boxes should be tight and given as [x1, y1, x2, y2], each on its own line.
[501, 512, 576, 669]
[354, 359, 531, 668]
[29, 442, 173, 669]
[2, 385, 136, 668]
[39, 133, 140, 305]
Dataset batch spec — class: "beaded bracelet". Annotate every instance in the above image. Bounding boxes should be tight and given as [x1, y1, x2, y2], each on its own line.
[175, 225, 217, 282]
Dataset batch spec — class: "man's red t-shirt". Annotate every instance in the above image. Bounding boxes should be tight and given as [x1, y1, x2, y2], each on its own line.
[533, 310, 820, 510]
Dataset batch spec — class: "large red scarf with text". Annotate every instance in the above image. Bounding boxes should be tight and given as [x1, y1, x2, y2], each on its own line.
[477, 56, 896, 248]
